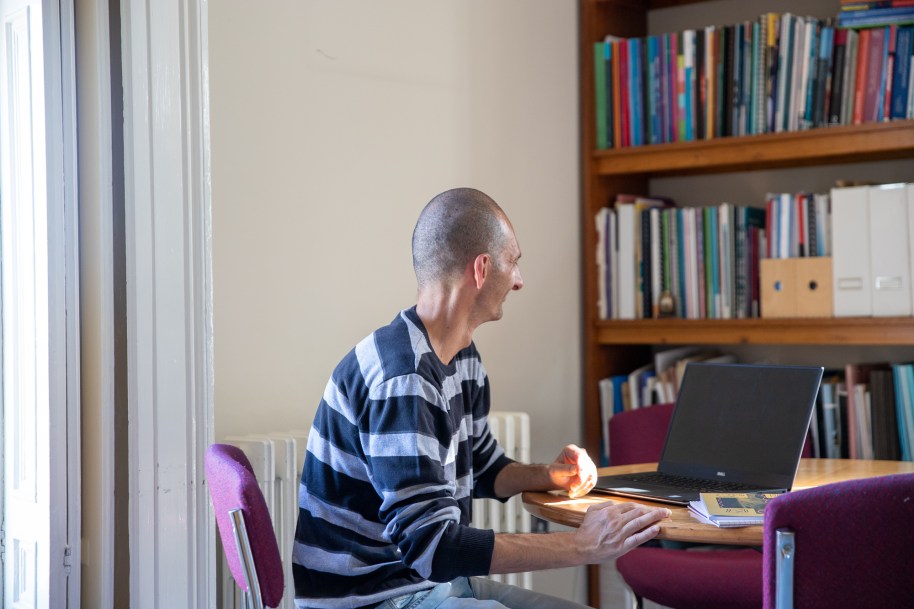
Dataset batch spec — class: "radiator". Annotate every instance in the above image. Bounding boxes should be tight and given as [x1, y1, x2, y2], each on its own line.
[472, 411, 533, 591]
[217, 410, 532, 608]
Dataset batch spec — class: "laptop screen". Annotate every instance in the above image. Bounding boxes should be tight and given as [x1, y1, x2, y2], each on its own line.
[659, 363, 824, 489]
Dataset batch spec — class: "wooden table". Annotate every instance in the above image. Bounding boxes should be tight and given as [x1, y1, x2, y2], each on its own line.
[522, 458, 914, 546]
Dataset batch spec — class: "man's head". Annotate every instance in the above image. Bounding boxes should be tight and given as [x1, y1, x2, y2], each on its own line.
[412, 188, 523, 320]
[412, 188, 506, 286]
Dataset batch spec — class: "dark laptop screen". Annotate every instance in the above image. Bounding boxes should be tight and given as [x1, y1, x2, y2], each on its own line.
[659, 363, 824, 488]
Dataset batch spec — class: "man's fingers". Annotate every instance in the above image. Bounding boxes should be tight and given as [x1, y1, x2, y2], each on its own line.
[568, 475, 596, 498]
[585, 502, 670, 532]
[621, 508, 670, 536]
[562, 444, 585, 460]
[625, 524, 662, 549]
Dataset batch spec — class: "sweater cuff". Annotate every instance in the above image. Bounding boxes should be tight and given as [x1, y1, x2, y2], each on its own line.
[474, 454, 515, 501]
[429, 524, 495, 582]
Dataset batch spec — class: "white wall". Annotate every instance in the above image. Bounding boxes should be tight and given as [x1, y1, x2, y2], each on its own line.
[209, 1, 581, 460]
[208, 0, 584, 601]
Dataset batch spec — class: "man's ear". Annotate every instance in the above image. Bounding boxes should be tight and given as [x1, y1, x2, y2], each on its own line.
[472, 253, 490, 289]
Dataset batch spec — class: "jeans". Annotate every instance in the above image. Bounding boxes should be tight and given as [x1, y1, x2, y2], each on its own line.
[374, 577, 589, 609]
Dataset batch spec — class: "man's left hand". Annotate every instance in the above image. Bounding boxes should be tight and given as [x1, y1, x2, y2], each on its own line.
[548, 444, 598, 498]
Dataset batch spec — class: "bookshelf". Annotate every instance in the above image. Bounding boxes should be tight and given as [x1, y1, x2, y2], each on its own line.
[579, 3, 914, 601]
[580, 0, 914, 456]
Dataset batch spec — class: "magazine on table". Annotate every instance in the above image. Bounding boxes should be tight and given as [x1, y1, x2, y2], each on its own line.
[688, 492, 780, 528]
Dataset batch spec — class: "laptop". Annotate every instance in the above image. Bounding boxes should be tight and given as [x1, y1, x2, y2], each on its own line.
[592, 362, 824, 506]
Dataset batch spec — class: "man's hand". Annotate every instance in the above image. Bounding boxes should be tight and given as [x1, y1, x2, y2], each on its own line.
[548, 444, 598, 499]
[489, 500, 671, 573]
[575, 502, 671, 562]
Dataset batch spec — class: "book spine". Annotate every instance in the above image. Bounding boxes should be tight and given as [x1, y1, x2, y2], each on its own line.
[764, 15, 776, 132]
[648, 35, 662, 145]
[595, 42, 608, 149]
[830, 28, 848, 124]
[708, 26, 718, 138]
[677, 31, 687, 141]
[632, 38, 645, 146]
[685, 29, 696, 141]
[751, 20, 761, 134]
[799, 18, 816, 130]
[843, 29, 860, 124]
[620, 40, 630, 147]
[854, 28, 872, 124]
[720, 24, 732, 137]
[891, 26, 914, 118]
[667, 33, 677, 141]
[775, 14, 791, 132]
[641, 208, 653, 318]
[883, 25, 898, 120]
[612, 39, 623, 149]
[659, 33, 670, 143]
[696, 28, 706, 139]
[742, 21, 753, 134]
[815, 24, 834, 127]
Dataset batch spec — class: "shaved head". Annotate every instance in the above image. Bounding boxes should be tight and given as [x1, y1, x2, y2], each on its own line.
[412, 188, 509, 288]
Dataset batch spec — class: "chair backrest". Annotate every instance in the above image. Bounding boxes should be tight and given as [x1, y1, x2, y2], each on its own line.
[609, 403, 675, 465]
[206, 443, 284, 608]
[762, 472, 914, 609]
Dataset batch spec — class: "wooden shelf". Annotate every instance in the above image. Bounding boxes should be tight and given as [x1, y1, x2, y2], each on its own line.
[594, 120, 914, 176]
[595, 317, 914, 345]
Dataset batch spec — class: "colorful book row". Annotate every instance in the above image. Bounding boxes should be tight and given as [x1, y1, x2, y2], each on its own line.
[593, 14, 914, 150]
[595, 192, 832, 321]
[811, 363, 914, 462]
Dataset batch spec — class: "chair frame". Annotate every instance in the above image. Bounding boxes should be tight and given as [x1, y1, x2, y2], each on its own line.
[230, 508, 265, 609]
[773, 529, 795, 609]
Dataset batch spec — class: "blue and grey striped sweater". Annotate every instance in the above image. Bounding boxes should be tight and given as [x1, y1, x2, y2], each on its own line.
[292, 307, 513, 609]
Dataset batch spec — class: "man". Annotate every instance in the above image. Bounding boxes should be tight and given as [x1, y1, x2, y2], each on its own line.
[292, 188, 670, 609]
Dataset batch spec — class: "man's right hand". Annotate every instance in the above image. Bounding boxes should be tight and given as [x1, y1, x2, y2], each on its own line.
[574, 501, 671, 562]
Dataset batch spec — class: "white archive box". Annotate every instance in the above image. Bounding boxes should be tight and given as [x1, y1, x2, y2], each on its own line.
[831, 183, 914, 318]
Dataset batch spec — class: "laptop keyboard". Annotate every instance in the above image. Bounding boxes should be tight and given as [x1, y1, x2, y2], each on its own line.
[611, 471, 768, 493]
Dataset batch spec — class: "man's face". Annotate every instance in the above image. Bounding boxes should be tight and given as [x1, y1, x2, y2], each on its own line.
[481, 219, 524, 322]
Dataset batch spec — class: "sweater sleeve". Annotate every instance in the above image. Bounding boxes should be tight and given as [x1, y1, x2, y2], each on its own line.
[469, 362, 516, 501]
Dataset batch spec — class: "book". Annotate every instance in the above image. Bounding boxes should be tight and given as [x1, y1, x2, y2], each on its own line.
[870, 368, 902, 460]
[893, 363, 914, 461]
[615, 194, 638, 319]
[891, 25, 913, 119]
[594, 42, 609, 149]
[595, 208, 610, 319]
[830, 28, 848, 124]
[688, 492, 780, 527]
[820, 376, 844, 458]
[845, 362, 886, 458]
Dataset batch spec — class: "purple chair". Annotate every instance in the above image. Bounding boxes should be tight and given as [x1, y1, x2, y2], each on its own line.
[763, 473, 914, 609]
[611, 403, 764, 609]
[206, 443, 284, 609]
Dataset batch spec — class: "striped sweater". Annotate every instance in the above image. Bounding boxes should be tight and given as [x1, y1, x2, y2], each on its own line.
[292, 307, 513, 609]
